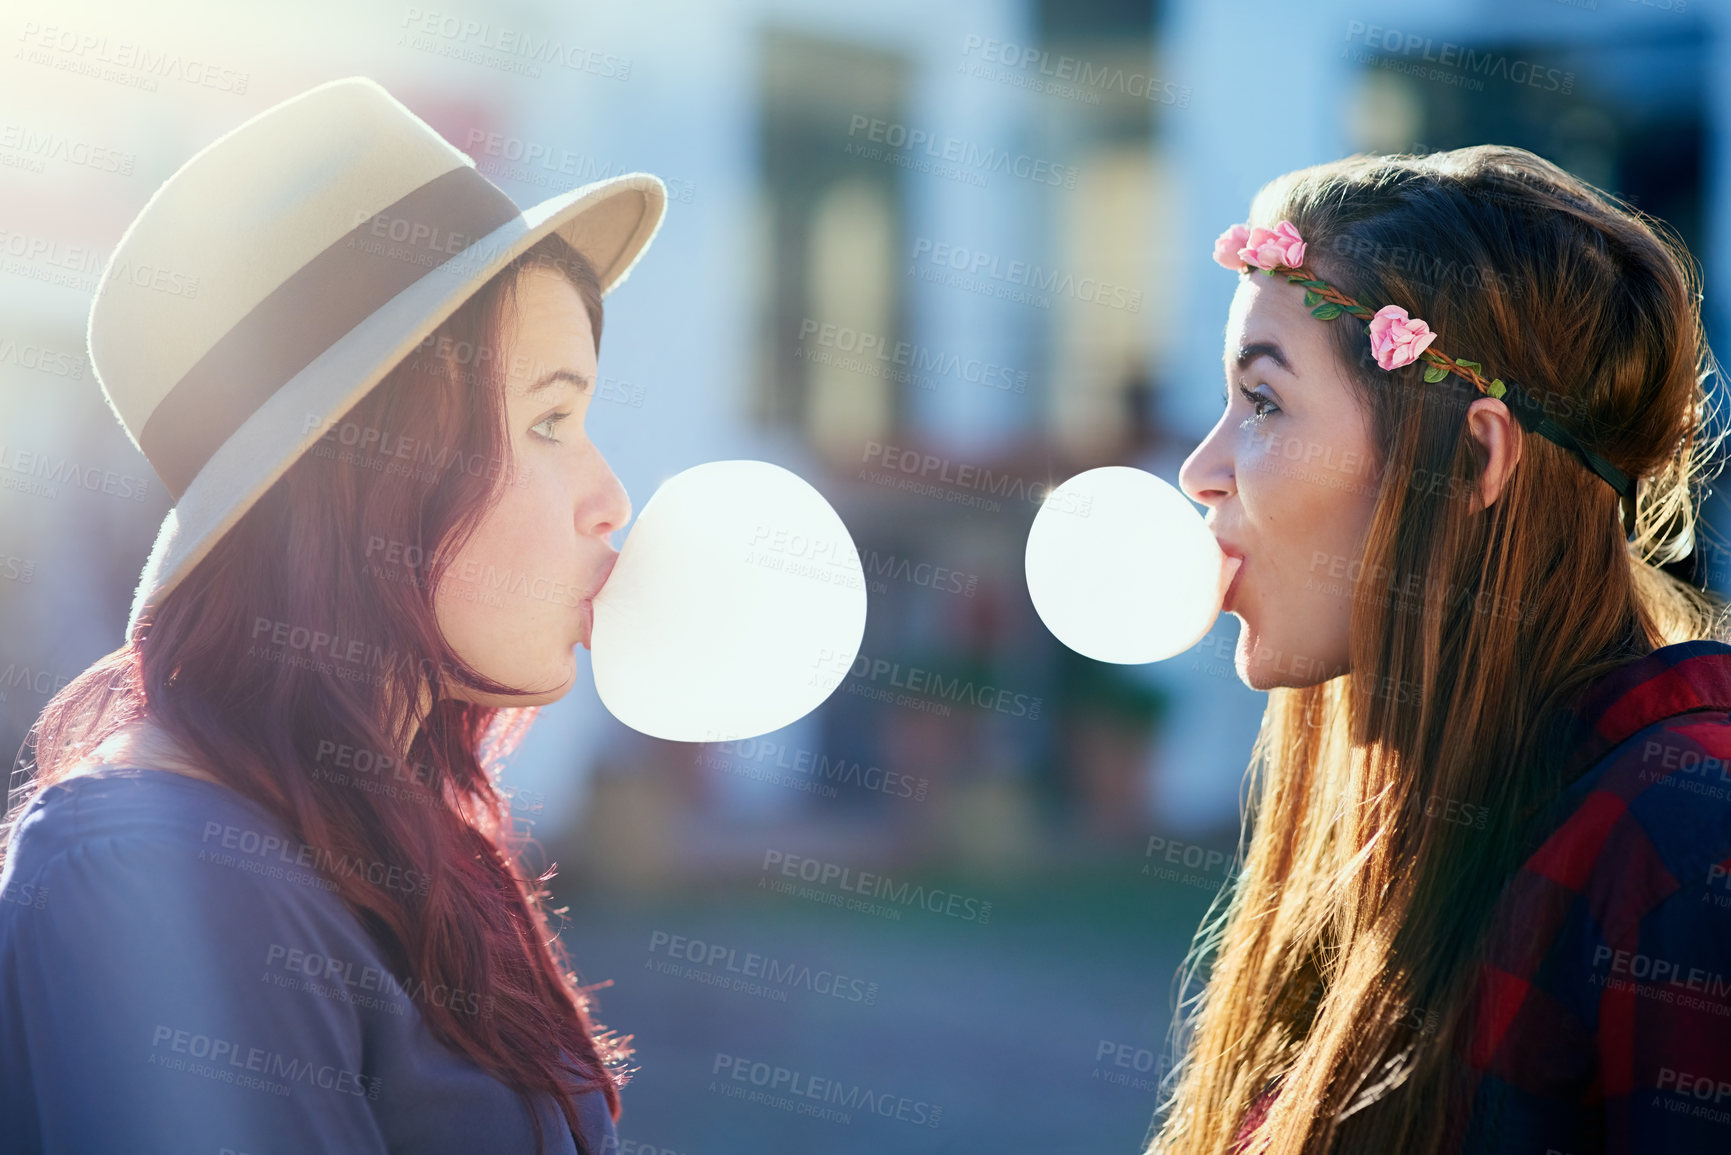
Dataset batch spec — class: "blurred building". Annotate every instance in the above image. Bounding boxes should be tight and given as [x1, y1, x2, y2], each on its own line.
[3, 0, 1726, 872]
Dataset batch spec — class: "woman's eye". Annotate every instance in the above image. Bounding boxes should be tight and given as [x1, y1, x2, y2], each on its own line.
[1236, 384, 1279, 422]
[530, 412, 571, 443]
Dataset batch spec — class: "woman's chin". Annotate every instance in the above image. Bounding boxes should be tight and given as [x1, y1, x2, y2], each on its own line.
[448, 656, 577, 707]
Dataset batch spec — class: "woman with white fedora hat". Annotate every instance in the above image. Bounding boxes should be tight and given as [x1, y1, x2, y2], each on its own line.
[0, 76, 666, 1154]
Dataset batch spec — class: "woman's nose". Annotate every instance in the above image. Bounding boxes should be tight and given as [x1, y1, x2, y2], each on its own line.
[1179, 422, 1234, 509]
[581, 453, 632, 538]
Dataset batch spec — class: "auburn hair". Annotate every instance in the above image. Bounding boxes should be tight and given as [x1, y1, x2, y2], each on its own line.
[4, 231, 625, 1155]
[1148, 146, 1731, 1154]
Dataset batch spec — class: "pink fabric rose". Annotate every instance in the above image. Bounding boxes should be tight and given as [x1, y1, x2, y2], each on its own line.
[1213, 224, 1251, 270]
[1366, 304, 1437, 370]
[1239, 220, 1306, 270]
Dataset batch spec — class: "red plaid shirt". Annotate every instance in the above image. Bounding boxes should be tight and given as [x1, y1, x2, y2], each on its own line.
[1459, 638, 1731, 1152]
[1230, 640, 1731, 1153]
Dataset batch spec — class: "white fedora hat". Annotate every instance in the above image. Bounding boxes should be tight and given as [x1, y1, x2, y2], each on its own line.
[87, 75, 667, 644]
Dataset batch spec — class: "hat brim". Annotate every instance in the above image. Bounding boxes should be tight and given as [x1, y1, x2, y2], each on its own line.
[123, 172, 667, 642]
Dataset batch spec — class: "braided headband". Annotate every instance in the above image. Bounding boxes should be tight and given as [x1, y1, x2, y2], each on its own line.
[1213, 220, 1636, 526]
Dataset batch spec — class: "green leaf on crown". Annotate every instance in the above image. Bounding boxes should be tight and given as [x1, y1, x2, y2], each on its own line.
[1311, 302, 1344, 320]
[1486, 378, 1507, 399]
[1303, 290, 1322, 307]
[1423, 364, 1450, 383]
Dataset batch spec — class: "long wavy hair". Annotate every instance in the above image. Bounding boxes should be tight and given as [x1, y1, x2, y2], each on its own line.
[1148, 146, 1731, 1155]
[4, 231, 626, 1155]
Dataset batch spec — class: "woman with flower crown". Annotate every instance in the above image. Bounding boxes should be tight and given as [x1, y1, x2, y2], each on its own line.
[1149, 145, 1731, 1155]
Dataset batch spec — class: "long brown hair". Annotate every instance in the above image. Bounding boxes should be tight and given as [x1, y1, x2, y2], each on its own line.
[4, 231, 625, 1155]
[1149, 146, 1731, 1155]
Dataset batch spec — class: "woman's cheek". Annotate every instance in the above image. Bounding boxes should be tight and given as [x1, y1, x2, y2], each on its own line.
[1237, 429, 1281, 490]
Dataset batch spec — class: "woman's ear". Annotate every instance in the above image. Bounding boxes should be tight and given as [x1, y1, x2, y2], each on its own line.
[1465, 396, 1523, 511]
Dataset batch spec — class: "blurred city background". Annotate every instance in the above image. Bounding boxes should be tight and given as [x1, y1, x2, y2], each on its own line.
[2, 0, 1725, 1151]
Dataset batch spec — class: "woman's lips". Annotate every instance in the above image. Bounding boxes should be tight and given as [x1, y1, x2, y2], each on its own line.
[577, 552, 619, 651]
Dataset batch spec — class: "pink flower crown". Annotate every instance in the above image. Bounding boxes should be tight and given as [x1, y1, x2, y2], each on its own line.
[1211, 218, 1635, 514]
[1214, 222, 1444, 374]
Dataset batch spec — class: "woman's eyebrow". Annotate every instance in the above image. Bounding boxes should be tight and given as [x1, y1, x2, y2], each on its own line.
[1234, 341, 1293, 375]
[527, 368, 595, 395]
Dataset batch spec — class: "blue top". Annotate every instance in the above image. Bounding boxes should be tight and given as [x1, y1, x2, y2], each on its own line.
[0, 766, 616, 1155]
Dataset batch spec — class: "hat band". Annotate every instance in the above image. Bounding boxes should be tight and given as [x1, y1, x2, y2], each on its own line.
[139, 164, 523, 501]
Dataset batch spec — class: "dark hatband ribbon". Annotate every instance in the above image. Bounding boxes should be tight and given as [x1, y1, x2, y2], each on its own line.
[138, 165, 523, 501]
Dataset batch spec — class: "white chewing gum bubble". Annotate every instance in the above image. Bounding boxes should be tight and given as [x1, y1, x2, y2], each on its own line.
[1024, 466, 1227, 664]
[590, 460, 867, 742]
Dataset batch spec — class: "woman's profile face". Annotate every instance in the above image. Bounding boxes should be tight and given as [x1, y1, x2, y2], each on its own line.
[434, 263, 631, 707]
[1179, 273, 1383, 691]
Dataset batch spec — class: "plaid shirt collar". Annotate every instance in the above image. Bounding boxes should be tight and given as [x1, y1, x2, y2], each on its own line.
[1556, 639, 1731, 782]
